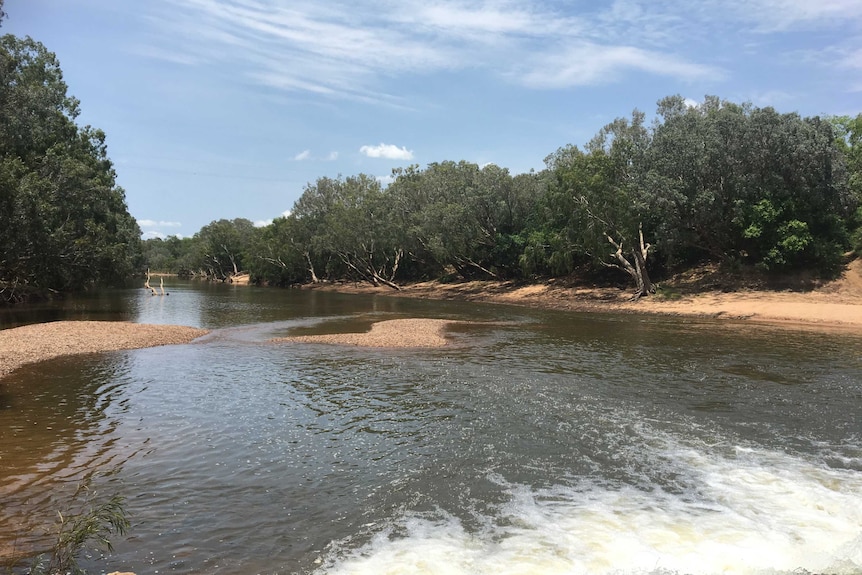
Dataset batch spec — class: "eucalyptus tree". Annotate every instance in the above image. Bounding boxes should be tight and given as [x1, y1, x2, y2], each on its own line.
[293, 174, 405, 288]
[248, 215, 308, 285]
[548, 110, 660, 298]
[832, 114, 862, 201]
[394, 161, 524, 279]
[387, 164, 443, 279]
[194, 218, 257, 280]
[413, 161, 491, 277]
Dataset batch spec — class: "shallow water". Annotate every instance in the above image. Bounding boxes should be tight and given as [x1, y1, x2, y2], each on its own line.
[1, 280, 861, 574]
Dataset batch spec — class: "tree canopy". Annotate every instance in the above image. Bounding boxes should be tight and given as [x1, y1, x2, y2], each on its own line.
[0, 27, 141, 304]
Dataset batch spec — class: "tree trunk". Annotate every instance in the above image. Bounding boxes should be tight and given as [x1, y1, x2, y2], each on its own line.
[304, 251, 320, 283]
[605, 223, 655, 300]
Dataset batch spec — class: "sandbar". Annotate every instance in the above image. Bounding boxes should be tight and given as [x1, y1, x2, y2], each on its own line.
[273, 318, 456, 348]
[0, 321, 209, 379]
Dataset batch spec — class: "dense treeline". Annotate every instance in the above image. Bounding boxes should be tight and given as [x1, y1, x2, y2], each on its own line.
[0, 7, 142, 304]
[146, 95, 862, 298]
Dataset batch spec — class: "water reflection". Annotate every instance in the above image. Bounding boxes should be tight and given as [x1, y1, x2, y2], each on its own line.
[0, 353, 138, 557]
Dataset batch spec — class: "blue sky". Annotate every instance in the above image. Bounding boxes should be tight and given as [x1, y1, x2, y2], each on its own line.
[4, 0, 861, 239]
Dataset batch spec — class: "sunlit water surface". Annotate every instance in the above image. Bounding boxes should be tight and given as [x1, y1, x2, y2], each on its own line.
[1, 281, 861, 574]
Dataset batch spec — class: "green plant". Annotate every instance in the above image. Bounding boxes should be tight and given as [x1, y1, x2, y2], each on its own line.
[13, 479, 130, 575]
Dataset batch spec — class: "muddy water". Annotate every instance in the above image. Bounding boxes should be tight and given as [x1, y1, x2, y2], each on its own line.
[1, 281, 861, 574]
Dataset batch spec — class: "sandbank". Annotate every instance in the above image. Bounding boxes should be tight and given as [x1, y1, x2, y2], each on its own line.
[273, 318, 456, 347]
[0, 321, 209, 379]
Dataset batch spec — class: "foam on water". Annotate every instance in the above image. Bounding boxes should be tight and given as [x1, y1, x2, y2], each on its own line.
[317, 442, 862, 575]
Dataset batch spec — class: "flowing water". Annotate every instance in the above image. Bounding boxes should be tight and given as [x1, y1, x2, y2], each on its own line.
[1, 281, 861, 574]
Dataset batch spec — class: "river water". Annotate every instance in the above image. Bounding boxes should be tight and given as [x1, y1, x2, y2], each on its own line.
[1, 281, 861, 574]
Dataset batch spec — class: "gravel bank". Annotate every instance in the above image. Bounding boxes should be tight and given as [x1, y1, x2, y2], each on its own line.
[0, 321, 209, 379]
[273, 318, 456, 347]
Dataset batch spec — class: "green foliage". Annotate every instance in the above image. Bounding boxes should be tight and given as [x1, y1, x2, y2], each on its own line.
[194, 218, 257, 280]
[0, 33, 141, 303]
[247, 215, 309, 285]
[38, 491, 128, 575]
[831, 114, 862, 253]
[3, 478, 129, 575]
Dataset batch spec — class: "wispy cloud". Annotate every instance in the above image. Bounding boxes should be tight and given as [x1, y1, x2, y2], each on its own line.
[837, 47, 862, 70]
[294, 150, 339, 161]
[519, 42, 719, 88]
[360, 143, 414, 160]
[732, 0, 862, 31]
[140, 0, 862, 100]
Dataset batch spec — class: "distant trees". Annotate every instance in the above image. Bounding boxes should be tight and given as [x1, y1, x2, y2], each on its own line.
[0, 28, 141, 304]
[142, 95, 859, 298]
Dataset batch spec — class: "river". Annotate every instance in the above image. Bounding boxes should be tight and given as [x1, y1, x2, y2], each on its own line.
[1, 280, 861, 574]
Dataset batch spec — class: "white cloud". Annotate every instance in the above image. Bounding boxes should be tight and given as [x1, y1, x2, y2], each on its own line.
[376, 174, 395, 186]
[255, 209, 293, 228]
[142, 230, 166, 240]
[360, 143, 414, 160]
[746, 90, 795, 107]
[138, 219, 182, 228]
[294, 150, 312, 161]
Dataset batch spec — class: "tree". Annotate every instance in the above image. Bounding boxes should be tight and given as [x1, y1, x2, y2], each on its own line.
[248, 215, 309, 285]
[830, 114, 862, 253]
[650, 96, 851, 274]
[0, 34, 141, 303]
[388, 161, 525, 280]
[293, 175, 405, 289]
[194, 218, 256, 281]
[546, 111, 659, 298]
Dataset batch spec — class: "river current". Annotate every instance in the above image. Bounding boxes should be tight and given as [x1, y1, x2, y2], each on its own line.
[1, 281, 861, 574]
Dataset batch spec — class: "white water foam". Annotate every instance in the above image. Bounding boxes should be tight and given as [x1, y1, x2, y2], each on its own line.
[317, 445, 862, 575]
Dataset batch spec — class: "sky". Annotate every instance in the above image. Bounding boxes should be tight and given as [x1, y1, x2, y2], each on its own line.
[3, 0, 861, 240]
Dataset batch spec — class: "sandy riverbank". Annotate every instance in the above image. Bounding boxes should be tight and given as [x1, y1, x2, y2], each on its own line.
[299, 259, 862, 332]
[0, 321, 209, 379]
